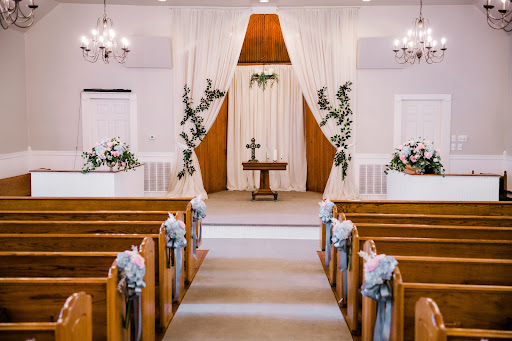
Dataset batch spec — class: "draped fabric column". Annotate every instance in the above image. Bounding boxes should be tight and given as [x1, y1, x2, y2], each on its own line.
[167, 9, 251, 198]
[227, 65, 306, 191]
[279, 8, 359, 199]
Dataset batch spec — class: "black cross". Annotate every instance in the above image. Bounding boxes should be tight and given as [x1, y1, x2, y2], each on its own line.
[246, 138, 261, 163]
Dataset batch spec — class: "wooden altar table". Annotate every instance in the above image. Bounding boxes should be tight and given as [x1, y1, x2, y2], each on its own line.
[242, 162, 288, 201]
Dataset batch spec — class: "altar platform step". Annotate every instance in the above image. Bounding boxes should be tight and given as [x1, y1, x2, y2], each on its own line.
[202, 223, 319, 240]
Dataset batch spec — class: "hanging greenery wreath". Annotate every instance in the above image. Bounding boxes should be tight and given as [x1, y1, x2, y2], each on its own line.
[178, 79, 226, 180]
[249, 71, 279, 91]
[317, 81, 354, 181]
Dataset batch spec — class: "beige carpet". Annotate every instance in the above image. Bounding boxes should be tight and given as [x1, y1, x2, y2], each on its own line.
[162, 238, 352, 341]
[203, 191, 322, 226]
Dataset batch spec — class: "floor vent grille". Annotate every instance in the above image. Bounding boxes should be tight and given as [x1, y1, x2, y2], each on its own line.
[144, 162, 172, 192]
[359, 164, 387, 195]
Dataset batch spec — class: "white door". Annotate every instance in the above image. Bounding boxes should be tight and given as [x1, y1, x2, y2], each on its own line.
[81, 92, 138, 152]
[92, 98, 131, 144]
[401, 100, 442, 143]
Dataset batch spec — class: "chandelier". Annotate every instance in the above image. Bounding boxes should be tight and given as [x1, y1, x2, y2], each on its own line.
[393, 0, 447, 64]
[249, 14, 279, 91]
[80, 0, 130, 64]
[483, 0, 512, 32]
[0, 0, 38, 30]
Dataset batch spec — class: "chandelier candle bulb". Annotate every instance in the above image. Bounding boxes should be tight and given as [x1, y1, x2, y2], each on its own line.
[273, 150, 277, 162]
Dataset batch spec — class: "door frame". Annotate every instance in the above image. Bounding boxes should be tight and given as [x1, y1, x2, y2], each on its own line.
[393, 94, 452, 171]
[80, 92, 138, 152]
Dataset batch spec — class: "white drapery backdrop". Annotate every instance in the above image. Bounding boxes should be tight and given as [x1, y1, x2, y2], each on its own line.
[227, 65, 306, 191]
[167, 9, 251, 198]
[279, 8, 359, 200]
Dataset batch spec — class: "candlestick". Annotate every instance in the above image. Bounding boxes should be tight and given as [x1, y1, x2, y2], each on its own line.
[273, 149, 277, 162]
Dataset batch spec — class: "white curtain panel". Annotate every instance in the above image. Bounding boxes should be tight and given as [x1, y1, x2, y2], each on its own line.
[279, 8, 359, 200]
[227, 65, 307, 192]
[167, 8, 251, 198]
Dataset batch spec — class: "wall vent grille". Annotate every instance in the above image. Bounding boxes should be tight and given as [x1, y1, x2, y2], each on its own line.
[359, 164, 387, 195]
[144, 162, 172, 192]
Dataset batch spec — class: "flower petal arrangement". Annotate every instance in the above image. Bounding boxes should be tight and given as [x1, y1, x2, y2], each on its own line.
[82, 137, 140, 173]
[318, 199, 335, 224]
[331, 218, 354, 248]
[385, 138, 445, 175]
[116, 246, 146, 294]
[164, 213, 187, 249]
[190, 195, 207, 221]
[358, 250, 398, 296]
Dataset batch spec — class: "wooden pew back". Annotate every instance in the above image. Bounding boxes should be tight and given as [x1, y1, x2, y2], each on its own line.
[333, 200, 512, 216]
[344, 213, 512, 226]
[415, 297, 512, 341]
[0, 197, 193, 212]
[0, 292, 92, 341]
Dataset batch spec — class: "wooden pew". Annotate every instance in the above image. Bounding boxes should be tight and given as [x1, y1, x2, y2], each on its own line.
[0, 209, 198, 286]
[343, 213, 512, 227]
[0, 291, 92, 341]
[390, 267, 512, 341]
[0, 262, 122, 341]
[0, 232, 180, 331]
[415, 297, 512, 341]
[332, 200, 512, 216]
[327, 219, 512, 287]
[0, 196, 193, 212]
[321, 200, 512, 249]
[0, 237, 155, 341]
[360, 240, 512, 340]
[343, 228, 512, 335]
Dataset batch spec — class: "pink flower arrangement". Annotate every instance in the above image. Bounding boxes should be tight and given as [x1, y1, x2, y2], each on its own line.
[424, 152, 432, 159]
[410, 155, 417, 163]
[178, 220, 186, 230]
[364, 254, 386, 272]
[385, 138, 445, 175]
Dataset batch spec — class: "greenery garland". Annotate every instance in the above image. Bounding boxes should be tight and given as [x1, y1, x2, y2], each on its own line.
[178, 79, 226, 180]
[317, 81, 354, 181]
[249, 72, 279, 91]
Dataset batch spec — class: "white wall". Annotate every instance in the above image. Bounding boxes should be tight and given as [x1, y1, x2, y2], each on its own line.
[0, 29, 28, 154]
[25, 3, 174, 153]
[356, 5, 508, 156]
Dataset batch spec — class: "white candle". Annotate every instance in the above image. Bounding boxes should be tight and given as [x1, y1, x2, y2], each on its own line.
[273, 149, 277, 161]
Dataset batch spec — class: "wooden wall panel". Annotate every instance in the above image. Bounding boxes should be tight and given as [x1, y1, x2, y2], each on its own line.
[195, 97, 228, 194]
[304, 99, 336, 193]
[0, 174, 31, 196]
[239, 14, 290, 64]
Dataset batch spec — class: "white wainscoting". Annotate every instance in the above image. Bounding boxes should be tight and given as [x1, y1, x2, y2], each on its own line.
[0, 151, 30, 179]
[0, 150, 508, 196]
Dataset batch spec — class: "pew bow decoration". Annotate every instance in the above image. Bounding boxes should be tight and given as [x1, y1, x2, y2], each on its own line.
[358, 251, 398, 341]
[190, 196, 206, 258]
[116, 246, 146, 341]
[331, 218, 354, 300]
[164, 213, 187, 302]
[319, 199, 335, 268]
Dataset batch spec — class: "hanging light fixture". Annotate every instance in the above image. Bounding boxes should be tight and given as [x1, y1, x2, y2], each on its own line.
[0, 0, 38, 30]
[483, 0, 512, 32]
[80, 0, 130, 64]
[249, 14, 278, 91]
[392, 0, 447, 65]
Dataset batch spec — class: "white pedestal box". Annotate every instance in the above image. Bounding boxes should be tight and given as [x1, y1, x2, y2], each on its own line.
[30, 166, 144, 197]
[386, 171, 500, 201]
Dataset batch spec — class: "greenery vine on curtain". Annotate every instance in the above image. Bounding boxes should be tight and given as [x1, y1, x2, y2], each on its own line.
[317, 81, 353, 181]
[178, 79, 226, 179]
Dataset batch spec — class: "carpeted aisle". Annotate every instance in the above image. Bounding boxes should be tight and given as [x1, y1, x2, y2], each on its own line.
[162, 238, 352, 341]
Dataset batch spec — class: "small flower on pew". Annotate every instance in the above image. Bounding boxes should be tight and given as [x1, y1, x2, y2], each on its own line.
[331, 218, 354, 248]
[190, 195, 207, 220]
[116, 246, 146, 294]
[358, 251, 398, 297]
[318, 199, 335, 224]
[164, 213, 187, 248]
